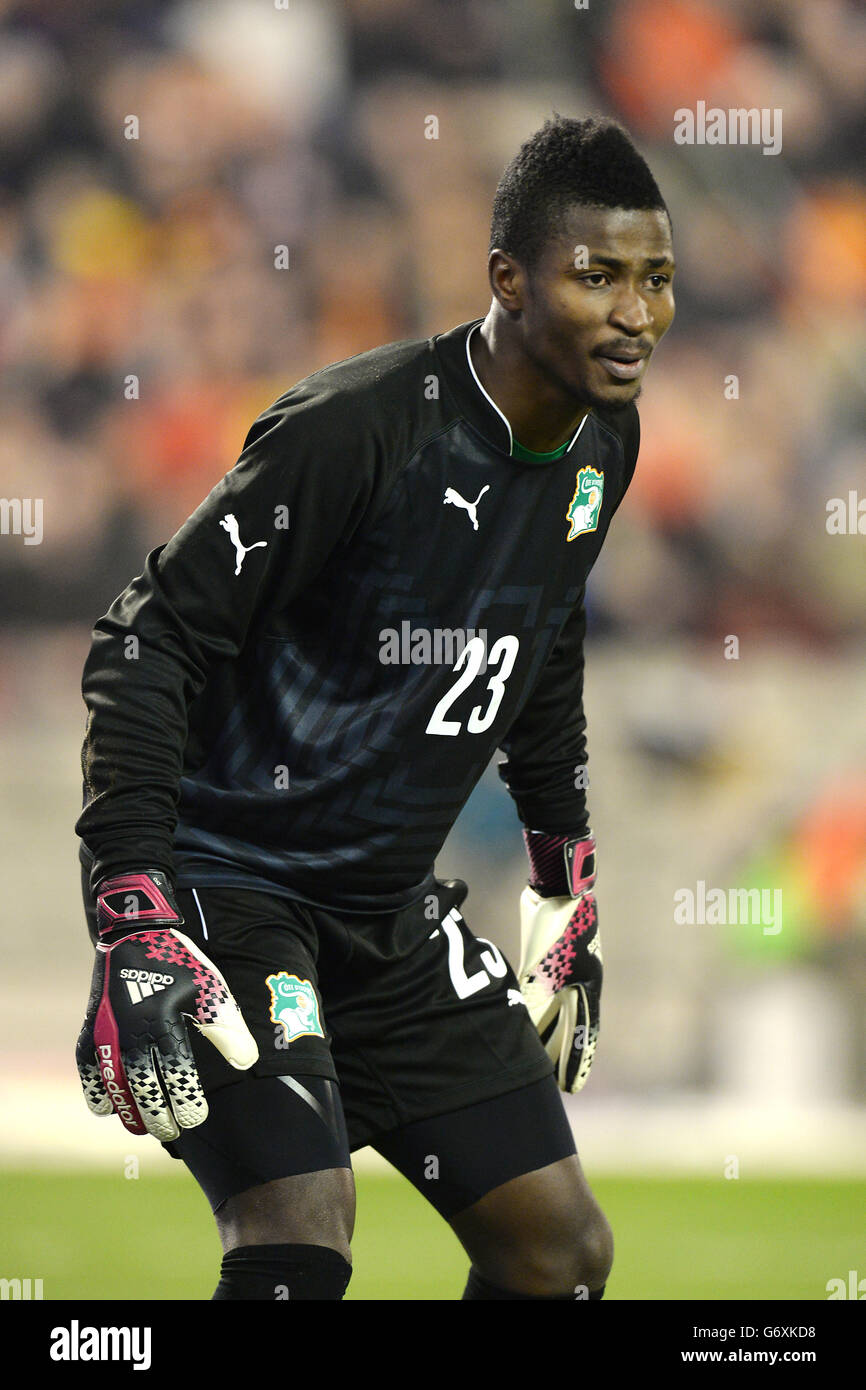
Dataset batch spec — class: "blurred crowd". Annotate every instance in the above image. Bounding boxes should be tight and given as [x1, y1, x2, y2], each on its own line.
[0, 0, 863, 641]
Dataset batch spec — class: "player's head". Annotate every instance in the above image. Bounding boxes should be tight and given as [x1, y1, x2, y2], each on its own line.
[487, 115, 675, 407]
[490, 114, 670, 273]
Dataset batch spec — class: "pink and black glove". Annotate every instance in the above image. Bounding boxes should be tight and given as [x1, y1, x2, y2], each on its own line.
[518, 832, 602, 1093]
[76, 870, 258, 1141]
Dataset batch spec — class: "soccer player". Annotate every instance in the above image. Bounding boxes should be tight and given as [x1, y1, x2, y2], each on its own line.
[75, 115, 675, 1300]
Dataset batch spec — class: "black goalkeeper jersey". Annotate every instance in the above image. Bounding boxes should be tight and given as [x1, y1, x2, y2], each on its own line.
[76, 319, 639, 913]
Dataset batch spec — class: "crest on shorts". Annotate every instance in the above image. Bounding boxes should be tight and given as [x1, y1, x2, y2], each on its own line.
[566, 467, 604, 541]
[266, 972, 324, 1043]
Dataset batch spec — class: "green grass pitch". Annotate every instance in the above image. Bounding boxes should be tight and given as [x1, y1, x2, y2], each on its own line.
[1, 1168, 861, 1300]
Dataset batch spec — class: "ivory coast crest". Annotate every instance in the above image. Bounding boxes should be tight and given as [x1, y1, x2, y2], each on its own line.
[565, 467, 604, 541]
[266, 972, 324, 1043]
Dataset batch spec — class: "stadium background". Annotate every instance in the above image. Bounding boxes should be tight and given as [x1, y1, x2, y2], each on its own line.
[0, 0, 863, 1301]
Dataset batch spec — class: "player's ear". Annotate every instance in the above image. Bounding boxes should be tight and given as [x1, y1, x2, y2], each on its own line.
[488, 249, 525, 314]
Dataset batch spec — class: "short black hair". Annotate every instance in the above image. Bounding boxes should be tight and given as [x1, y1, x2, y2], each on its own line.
[489, 114, 669, 270]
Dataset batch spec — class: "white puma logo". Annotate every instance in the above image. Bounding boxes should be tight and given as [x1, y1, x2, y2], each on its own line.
[220, 513, 268, 575]
[443, 485, 490, 532]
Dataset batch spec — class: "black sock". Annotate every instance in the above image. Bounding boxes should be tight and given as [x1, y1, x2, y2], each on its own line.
[462, 1266, 605, 1300]
[212, 1243, 352, 1300]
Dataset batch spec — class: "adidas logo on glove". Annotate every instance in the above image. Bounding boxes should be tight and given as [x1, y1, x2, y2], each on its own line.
[119, 968, 175, 1004]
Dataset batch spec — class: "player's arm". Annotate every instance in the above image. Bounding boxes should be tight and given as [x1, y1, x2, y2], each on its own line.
[75, 390, 391, 1137]
[499, 406, 639, 1091]
[76, 394, 388, 890]
[497, 594, 601, 1091]
[496, 589, 590, 841]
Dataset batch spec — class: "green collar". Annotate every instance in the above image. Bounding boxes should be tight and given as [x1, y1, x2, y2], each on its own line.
[510, 437, 572, 463]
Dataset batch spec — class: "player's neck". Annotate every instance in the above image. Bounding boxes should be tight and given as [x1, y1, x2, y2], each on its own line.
[472, 310, 589, 454]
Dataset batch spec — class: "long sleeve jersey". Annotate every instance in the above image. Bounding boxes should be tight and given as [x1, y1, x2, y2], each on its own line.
[76, 318, 639, 913]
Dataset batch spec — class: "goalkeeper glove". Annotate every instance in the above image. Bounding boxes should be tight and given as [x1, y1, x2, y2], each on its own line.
[518, 832, 602, 1093]
[76, 870, 258, 1141]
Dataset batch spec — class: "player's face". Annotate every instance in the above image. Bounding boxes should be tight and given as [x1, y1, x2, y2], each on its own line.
[518, 205, 675, 408]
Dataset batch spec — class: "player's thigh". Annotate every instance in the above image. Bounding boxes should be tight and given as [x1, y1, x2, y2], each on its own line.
[150, 882, 355, 1254]
[449, 1150, 613, 1292]
[371, 1073, 576, 1219]
[166, 1071, 356, 1257]
[373, 1073, 611, 1292]
[216, 1168, 356, 1258]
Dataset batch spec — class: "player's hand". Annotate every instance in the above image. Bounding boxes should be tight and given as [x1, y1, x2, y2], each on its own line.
[76, 870, 258, 1141]
[518, 834, 602, 1093]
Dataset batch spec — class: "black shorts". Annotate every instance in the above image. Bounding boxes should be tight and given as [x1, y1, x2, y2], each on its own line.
[80, 869, 555, 1154]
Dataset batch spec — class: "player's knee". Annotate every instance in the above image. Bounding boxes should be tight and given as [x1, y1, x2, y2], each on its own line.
[571, 1201, 613, 1293]
[216, 1168, 355, 1263]
[524, 1199, 612, 1294]
[482, 1194, 613, 1297]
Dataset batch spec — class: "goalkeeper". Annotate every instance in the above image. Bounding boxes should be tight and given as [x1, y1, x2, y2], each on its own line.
[75, 116, 674, 1300]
